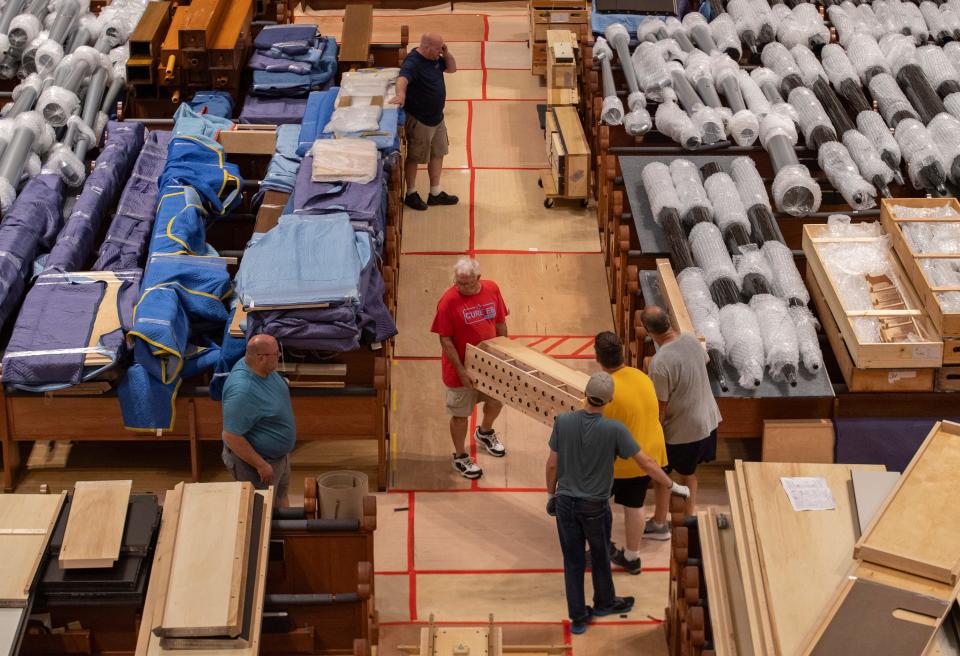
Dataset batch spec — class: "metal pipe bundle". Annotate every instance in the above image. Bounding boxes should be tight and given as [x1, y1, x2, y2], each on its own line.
[669, 158, 713, 233]
[730, 156, 781, 244]
[690, 221, 742, 308]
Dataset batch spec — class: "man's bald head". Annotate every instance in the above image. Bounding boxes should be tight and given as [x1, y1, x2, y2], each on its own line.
[246, 334, 280, 375]
[418, 32, 444, 60]
[640, 306, 672, 336]
[247, 334, 278, 355]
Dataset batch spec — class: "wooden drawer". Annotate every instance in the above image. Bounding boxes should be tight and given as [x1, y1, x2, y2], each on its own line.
[532, 21, 587, 42]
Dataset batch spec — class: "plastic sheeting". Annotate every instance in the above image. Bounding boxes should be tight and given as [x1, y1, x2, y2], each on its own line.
[749, 293, 800, 384]
[818, 141, 876, 210]
[677, 266, 724, 352]
[718, 302, 763, 388]
[669, 159, 712, 225]
[704, 171, 750, 234]
[689, 221, 740, 288]
[655, 100, 699, 149]
[762, 239, 810, 304]
[895, 117, 947, 191]
[640, 162, 680, 223]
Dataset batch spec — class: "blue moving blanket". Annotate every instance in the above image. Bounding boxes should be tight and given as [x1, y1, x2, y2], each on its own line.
[296, 88, 338, 155]
[188, 91, 234, 118]
[260, 124, 302, 195]
[238, 95, 309, 125]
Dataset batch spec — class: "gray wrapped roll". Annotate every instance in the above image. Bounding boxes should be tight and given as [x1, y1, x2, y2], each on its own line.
[718, 303, 764, 388]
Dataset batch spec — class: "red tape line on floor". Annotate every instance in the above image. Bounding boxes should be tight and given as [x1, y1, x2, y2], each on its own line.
[408, 491, 417, 621]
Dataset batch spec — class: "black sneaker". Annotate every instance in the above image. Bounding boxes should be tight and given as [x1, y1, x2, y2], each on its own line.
[570, 607, 594, 635]
[428, 191, 459, 205]
[405, 191, 428, 211]
[611, 547, 642, 575]
[593, 596, 635, 617]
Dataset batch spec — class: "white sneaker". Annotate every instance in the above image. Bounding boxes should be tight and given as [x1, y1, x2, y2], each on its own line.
[452, 453, 483, 479]
[474, 428, 506, 457]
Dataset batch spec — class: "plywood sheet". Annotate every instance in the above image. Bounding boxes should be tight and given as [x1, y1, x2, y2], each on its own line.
[487, 15, 528, 40]
[471, 101, 547, 168]
[295, 14, 485, 42]
[742, 461, 884, 656]
[438, 100, 468, 169]
[486, 69, 545, 99]
[0, 608, 24, 656]
[402, 169, 470, 253]
[410, 41, 482, 69]
[761, 419, 835, 464]
[374, 574, 410, 622]
[159, 482, 253, 638]
[852, 470, 901, 535]
[571, 623, 668, 655]
[472, 169, 599, 252]
[445, 70, 484, 100]
[483, 41, 531, 69]
[0, 492, 66, 605]
[374, 493, 410, 571]
[59, 480, 132, 569]
[393, 254, 459, 357]
[475, 403, 555, 490]
[856, 421, 960, 584]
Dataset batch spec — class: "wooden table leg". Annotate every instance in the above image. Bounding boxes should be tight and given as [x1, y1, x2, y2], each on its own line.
[188, 400, 200, 483]
[0, 390, 18, 492]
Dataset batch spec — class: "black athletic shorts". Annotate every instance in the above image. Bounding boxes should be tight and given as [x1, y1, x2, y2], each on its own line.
[665, 429, 718, 476]
[611, 475, 652, 508]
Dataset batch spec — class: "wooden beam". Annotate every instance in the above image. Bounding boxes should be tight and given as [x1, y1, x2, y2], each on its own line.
[340, 4, 373, 65]
[59, 480, 132, 569]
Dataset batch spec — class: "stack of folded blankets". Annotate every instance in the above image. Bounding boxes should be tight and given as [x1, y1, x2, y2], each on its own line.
[239, 24, 339, 125]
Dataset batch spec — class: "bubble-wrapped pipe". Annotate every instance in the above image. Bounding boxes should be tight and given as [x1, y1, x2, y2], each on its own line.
[641, 161, 682, 224]
[685, 51, 724, 109]
[718, 303, 763, 388]
[36, 45, 100, 127]
[0, 110, 51, 211]
[668, 62, 705, 112]
[847, 33, 890, 85]
[791, 44, 828, 87]
[669, 158, 713, 232]
[751, 67, 786, 104]
[796, 3, 830, 47]
[857, 110, 903, 182]
[761, 42, 804, 95]
[927, 111, 960, 183]
[868, 73, 919, 127]
[818, 141, 877, 210]
[902, 1, 929, 43]
[827, 4, 858, 45]
[749, 0, 776, 45]
[820, 44, 872, 115]
[690, 221, 742, 307]
[604, 24, 642, 101]
[632, 41, 671, 102]
[810, 78, 857, 137]
[100, 44, 129, 115]
[710, 14, 741, 61]
[917, 45, 960, 99]
[789, 305, 823, 372]
[712, 55, 747, 113]
[789, 86, 837, 150]
[880, 32, 918, 77]
[22, 0, 79, 75]
[6, 72, 44, 117]
[760, 110, 822, 217]
[655, 100, 700, 149]
[638, 16, 667, 42]
[739, 69, 770, 117]
[856, 3, 884, 40]
[749, 294, 800, 386]
[735, 244, 775, 299]
[895, 117, 948, 193]
[677, 267, 725, 353]
[0, 0, 27, 35]
[762, 239, 810, 305]
[704, 170, 751, 238]
[682, 12, 718, 53]
[921, 0, 951, 43]
[842, 129, 893, 197]
[730, 156, 781, 244]
[727, 0, 759, 55]
[664, 16, 695, 52]
[897, 64, 947, 125]
[599, 57, 624, 126]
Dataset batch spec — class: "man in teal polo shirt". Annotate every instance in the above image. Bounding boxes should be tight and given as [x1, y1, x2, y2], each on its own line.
[221, 334, 296, 508]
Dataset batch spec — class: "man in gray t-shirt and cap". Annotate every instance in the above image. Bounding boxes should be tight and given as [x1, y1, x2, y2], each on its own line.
[545, 371, 688, 634]
[641, 306, 721, 529]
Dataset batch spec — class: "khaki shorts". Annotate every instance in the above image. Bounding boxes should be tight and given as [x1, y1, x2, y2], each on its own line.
[222, 446, 291, 506]
[406, 114, 449, 164]
[445, 386, 500, 417]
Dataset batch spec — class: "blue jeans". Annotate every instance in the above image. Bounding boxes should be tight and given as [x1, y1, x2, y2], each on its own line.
[555, 495, 617, 622]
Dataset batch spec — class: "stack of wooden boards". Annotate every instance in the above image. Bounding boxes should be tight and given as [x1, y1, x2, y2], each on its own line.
[669, 420, 960, 656]
[543, 105, 590, 204]
[137, 482, 273, 655]
[465, 336, 589, 426]
[546, 30, 579, 106]
[529, 0, 588, 77]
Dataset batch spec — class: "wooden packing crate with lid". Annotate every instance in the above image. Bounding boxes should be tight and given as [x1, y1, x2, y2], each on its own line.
[547, 30, 578, 90]
[544, 105, 589, 199]
[802, 222, 943, 370]
[879, 197, 960, 365]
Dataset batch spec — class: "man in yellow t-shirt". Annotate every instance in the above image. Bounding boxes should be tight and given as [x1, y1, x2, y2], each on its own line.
[594, 331, 669, 575]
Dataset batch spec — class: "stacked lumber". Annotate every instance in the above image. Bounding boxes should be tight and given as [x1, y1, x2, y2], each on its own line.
[136, 482, 273, 655]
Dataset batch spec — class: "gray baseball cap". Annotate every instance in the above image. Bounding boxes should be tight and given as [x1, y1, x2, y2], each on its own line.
[585, 371, 615, 405]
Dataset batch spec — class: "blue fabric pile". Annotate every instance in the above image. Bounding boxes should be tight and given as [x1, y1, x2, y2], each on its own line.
[259, 124, 302, 196]
[293, 86, 402, 156]
[187, 91, 234, 118]
[119, 135, 243, 431]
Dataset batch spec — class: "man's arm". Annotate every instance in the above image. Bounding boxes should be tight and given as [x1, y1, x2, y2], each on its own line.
[495, 321, 507, 338]
[390, 76, 409, 106]
[439, 335, 474, 388]
[442, 44, 457, 73]
[223, 430, 274, 484]
[658, 400, 668, 424]
[545, 449, 558, 493]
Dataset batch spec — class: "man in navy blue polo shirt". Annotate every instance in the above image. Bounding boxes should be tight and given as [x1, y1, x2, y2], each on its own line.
[391, 32, 459, 211]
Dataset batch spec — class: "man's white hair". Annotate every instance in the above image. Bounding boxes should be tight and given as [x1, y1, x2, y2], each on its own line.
[453, 257, 481, 277]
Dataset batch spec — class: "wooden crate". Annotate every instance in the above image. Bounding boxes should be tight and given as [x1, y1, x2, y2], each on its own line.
[544, 105, 589, 199]
[937, 365, 960, 392]
[546, 30, 577, 89]
[879, 197, 960, 359]
[802, 223, 943, 370]
[531, 20, 588, 43]
[532, 42, 547, 75]
[806, 268, 935, 392]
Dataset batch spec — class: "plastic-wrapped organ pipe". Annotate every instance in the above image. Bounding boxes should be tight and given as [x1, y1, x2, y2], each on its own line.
[599, 58, 624, 126]
[789, 305, 823, 372]
[761, 42, 804, 95]
[664, 16, 695, 52]
[99, 44, 128, 117]
[738, 70, 770, 118]
[0, 110, 53, 211]
[735, 244, 775, 299]
[22, 0, 79, 75]
[842, 129, 893, 197]
[726, 0, 759, 55]
[712, 57, 759, 147]
[669, 158, 713, 232]
[682, 12, 717, 53]
[667, 62, 705, 112]
[624, 105, 653, 137]
[632, 41, 671, 102]
[36, 45, 101, 128]
[604, 23, 642, 101]
[810, 77, 857, 137]
[818, 141, 877, 210]
[655, 38, 686, 66]
[656, 100, 700, 149]
[6, 72, 45, 117]
[749, 294, 800, 386]
[895, 117, 948, 193]
[902, 1, 929, 43]
[921, 1, 951, 43]
[709, 13, 741, 61]
[747, 0, 776, 46]
[703, 171, 753, 248]
[847, 33, 890, 85]
[677, 267, 725, 352]
[790, 44, 828, 87]
[855, 3, 884, 40]
[751, 67, 786, 105]
[789, 86, 837, 150]
[689, 221, 742, 307]
[826, 4, 859, 46]
[857, 110, 903, 182]
[797, 3, 830, 47]
[762, 240, 810, 305]
[730, 156, 781, 244]
[939, 3, 960, 41]
[0, 0, 27, 36]
[868, 73, 919, 128]
[916, 45, 960, 99]
[945, 41, 960, 76]
[641, 162, 683, 224]
[718, 303, 764, 388]
[820, 44, 872, 115]
[896, 65, 947, 125]
[637, 16, 668, 42]
[685, 51, 723, 110]
[927, 112, 960, 184]
[774, 163, 822, 218]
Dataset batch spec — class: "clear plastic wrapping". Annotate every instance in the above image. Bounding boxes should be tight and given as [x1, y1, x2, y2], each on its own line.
[655, 100, 699, 149]
[901, 219, 960, 254]
[655, 37, 686, 65]
[818, 141, 877, 210]
[945, 40, 960, 75]
[874, 0, 903, 35]
[664, 16, 695, 52]
[36, 85, 79, 128]
[820, 43, 860, 90]
[762, 239, 810, 304]
[923, 259, 960, 311]
[895, 117, 947, 190]
[637, 16, 667, 42]
[677, 267, 725, 352]
[868, 72, 918, 126]
[691, 105, 725, 144]
[689, 221, 741, 287]
[856, 3, 884, 39]
[880, 32, 918, 76]
[593, 35, 613, 62]
[903, 1, 929, 42]
[727, 0, 759, 43]
[730, 156, 772, 210]
[921, 2, 949, 41]
[669, 158, 713, 221]
[632, 41, 671, 102]
[735, 243, 775, 282]
[749, 293, 800, 383]
[751, 66, 784, 105]
[323, 105, 381, 134]
[788, 86, 836, 149]
[640, 161, 681, 222]
[682, 11, 718, 52]
[727, 109, 759, 147]
[704, 171, 751, 233]
[772, 163, 822, 217]
[927, 112, 960, 182]
[827, 4, 859, 46]
[761, 42, 800, 84]
[920, 45, 960, 91]
[624, 107, 653, 136]
[710, 13, 741, 59]
[847, 33, 890, 84]
[601, 94, 624, 126]
[685, 50, 722, 107]
[15, 110, 54, 154]
[718, 303, 764, 388]
[857, 110, 902, 174]
[739, 69, 770, 117]
[944, 92, 960, 122]
[791, 44, 828, 87]
[842, 129, 894, 189]
[788, 305, 823, 372]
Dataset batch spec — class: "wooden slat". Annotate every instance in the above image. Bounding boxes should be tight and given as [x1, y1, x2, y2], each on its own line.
[158, 482, 253, 638]
[698, 509, 747, 656]
[856, 421, 960, 585]
[340, 4, 373, 63]
[59, 480, 132, 569]
[655, 258, 702, 345]
[0, 492, 66, 605]
[476, 336, 589, 390]
[137, 484, 184, 656]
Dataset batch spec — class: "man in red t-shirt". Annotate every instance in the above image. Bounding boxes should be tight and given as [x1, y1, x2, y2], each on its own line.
[430, 258, 509, 479]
